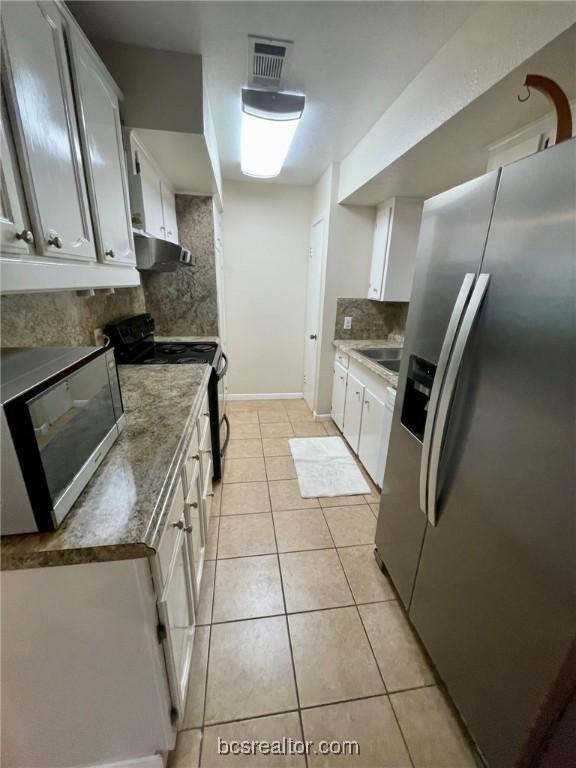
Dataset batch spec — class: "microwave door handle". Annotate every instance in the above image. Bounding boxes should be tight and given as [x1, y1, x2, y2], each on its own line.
[419, 273, 476, 519]
[427, 273, 490, 526]
[217, 352, 228, 380]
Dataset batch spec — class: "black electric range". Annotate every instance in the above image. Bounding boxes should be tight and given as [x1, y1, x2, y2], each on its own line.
[104, 313, 229, 480]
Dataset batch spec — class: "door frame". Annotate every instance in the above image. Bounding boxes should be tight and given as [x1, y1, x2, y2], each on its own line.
[303, 216, 326, 412]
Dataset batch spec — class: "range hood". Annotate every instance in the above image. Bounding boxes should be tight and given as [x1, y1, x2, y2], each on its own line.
[133, 232, 196, 272]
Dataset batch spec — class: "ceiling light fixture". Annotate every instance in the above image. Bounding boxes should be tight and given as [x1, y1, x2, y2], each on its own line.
[240, 88, 305, 179]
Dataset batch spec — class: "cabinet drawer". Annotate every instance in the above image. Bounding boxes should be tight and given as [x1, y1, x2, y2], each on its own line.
[158, 474, 186, 581]
[335, 351, 349, 369]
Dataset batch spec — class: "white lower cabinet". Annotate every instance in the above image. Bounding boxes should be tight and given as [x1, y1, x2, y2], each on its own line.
[358, 389, 387, 485]
[343, 373, 365, 453]
[157, 527, 195, 719]
[331, 361, 348, 431]
[333, 352, 399, 487]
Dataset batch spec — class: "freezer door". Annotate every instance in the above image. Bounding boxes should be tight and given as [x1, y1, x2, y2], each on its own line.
[375, 171, 500, 606]
[409, 139, 576, 768]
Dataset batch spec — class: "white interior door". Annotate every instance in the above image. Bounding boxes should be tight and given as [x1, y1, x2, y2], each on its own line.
[303, 219, 324, 410]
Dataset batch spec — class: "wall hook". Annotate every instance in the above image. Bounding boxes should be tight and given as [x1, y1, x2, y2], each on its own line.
[517, 84, 531, 103]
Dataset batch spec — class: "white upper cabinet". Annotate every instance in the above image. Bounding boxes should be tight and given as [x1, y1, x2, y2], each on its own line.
[368, 197, 423, 302]
[67, 29, 135, 266]
[161, 181, 179, 244]
[1, 1, 96, 262]
[126, 131, 180, 243]
[0, 95, 34, 258]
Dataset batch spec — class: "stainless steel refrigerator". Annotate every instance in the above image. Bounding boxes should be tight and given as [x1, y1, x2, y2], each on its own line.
[375, 138, 576, 768]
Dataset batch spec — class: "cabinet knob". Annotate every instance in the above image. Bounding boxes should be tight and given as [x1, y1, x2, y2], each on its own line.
[47, 233, 63, 248]
[206, 492, 215, 498]
[309, 334, 318, 340]
[183, 524, 193, 534]
[172, 520, 185, 530]
[105, 249, 115, 258]
[203, 411, 210, 417]
[186, 500, 198, 509]
[191, 454, 200, 461]
[15, 229, 34, 244]
[356, 391, 360, 396]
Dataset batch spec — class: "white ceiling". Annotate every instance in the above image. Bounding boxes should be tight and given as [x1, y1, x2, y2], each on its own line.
[68, 1, 478, 186]
[342, 23, 576, 204]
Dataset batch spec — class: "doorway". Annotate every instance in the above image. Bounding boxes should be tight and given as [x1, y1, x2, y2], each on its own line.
[303, 218, 324, 411]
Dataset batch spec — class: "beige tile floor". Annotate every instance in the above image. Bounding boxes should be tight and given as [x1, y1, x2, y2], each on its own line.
[170, 398, 476, 768]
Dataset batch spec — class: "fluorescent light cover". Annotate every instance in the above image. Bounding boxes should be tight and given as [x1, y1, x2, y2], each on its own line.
[241, 112, 300, 178]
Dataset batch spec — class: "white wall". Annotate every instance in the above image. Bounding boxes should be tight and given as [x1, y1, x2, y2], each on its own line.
[309, 163, 375, 415]
[222, 181, 312, 395]
[338, 2, 576, 202]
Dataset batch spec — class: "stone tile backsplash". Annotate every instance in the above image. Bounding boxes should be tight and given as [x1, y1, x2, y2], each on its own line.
[334, 298, 408, 341]
[1, 286, 146, 347]
[140, 195, 218, 337]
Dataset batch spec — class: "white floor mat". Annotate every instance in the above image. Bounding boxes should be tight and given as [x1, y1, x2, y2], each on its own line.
[289, 436, 371, 498]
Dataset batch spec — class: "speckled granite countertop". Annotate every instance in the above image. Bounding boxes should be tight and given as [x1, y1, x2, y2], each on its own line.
[1, 364, 211, 570]
[333, 339, 403, 388]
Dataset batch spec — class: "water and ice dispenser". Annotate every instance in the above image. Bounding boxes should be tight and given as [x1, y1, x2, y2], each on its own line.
[400, 356, 437, 441]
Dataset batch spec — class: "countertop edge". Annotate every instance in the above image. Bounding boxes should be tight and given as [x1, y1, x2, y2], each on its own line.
[0, 543, 154, 572]
[332, 339, 401, 387]
[143, 364, 212, 553]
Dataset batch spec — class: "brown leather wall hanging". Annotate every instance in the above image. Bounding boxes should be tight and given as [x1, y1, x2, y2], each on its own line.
[517, 74, 573, 144]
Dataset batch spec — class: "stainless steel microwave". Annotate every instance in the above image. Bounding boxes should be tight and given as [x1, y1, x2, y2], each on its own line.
[0, 347, 125, 535]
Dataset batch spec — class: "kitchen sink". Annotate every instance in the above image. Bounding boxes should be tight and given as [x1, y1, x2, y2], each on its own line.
[353, 346, 402, 373]
[354, 346, 402, 361]
[377, 359, 401, 372]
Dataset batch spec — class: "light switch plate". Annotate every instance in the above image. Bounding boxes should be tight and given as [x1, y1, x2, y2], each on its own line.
[343, 316, 352, 330]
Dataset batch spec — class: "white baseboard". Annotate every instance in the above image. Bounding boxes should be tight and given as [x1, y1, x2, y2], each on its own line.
[227, 393, 304, 401]
[314, 413, 333, 422]
[89, 755, 163, 768]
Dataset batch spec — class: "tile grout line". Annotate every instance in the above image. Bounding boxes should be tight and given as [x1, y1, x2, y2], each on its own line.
[264, 455, 310, 768]
[318, 499, 418, 767]
[197, 480, 223, 768]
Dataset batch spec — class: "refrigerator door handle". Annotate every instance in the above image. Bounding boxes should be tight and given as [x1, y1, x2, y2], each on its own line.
[419, 273, 476, 518]
[427, 272, 491, 526]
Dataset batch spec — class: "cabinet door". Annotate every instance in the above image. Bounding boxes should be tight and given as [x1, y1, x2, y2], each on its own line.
[161, 181, 179, 244]
[68, 32, 135, 265]
[1, 1, 96, 261]
[137, 149, 164, 238]
[0, 94, 35, 257]
[343, 373, 365, 453]
[367, 203, 392, 300]
[183, 458, 205, 602]
[331, 362, 348, 431]
[358, 388, 386, 484]
[158, 529, 195, 720]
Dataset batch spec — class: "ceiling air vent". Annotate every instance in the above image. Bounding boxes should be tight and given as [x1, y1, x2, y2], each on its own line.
[248, 35, 293, 89]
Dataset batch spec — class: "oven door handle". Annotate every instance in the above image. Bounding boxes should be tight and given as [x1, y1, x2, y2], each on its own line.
[220, 414, 231, 457]
[217, 352, 228, 380]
